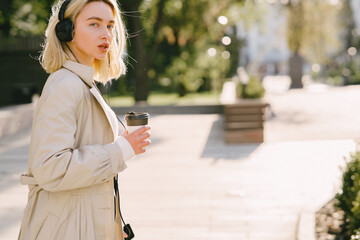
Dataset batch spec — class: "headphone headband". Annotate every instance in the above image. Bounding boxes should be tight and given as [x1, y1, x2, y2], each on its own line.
[58, 0, 71, 21]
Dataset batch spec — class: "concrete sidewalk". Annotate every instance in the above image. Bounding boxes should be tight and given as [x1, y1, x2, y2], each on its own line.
[117, 115, 355, 240]
[0, 128, 30, 240]
[0, 83, 359, 240]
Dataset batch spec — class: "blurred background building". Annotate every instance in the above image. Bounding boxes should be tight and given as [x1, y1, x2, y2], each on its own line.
[237, 2, 290, 77]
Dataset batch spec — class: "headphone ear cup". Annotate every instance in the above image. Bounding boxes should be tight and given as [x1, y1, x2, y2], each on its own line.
[55, 18, 74, 42]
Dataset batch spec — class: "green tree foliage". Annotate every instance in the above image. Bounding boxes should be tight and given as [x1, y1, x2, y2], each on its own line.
[0, 0, 52, 37]
[286, 0, 341, 88]
[320, 0, 360, 86]
[120, 0, 245, 101]
[339, 0, 360, 51]
[0, 0, 14, 37]
[287, 0, 341, 64]
[287, 0, 304, 55]
[2, 0, 246, 102]
[242, 76, 265, 99]
[336, 152, 360, 238]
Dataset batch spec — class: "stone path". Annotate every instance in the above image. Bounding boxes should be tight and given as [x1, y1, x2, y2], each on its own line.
[0, 80, 359, 240]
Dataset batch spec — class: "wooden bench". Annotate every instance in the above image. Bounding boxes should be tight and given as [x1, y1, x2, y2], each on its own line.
[224, 99, 268, 143]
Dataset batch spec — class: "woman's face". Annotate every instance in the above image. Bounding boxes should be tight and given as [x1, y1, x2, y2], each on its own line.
[70, 1, 115, 66]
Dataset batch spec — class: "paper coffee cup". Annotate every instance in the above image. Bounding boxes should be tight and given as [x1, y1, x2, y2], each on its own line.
[125, 112, 149, 134]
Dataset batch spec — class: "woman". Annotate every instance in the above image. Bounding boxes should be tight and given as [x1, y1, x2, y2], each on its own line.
[18, 0, 151, 239]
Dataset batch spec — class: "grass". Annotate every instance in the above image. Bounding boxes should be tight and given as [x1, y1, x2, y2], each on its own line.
[108, 91, 220, 107]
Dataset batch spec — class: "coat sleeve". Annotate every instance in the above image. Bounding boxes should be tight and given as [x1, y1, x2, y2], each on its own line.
[30, 72, 126, 192]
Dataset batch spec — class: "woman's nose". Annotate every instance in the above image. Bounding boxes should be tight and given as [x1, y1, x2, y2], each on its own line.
[100, 26, 111, 39]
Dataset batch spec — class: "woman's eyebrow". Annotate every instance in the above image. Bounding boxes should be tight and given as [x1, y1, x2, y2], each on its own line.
[86, 16, 115, 23]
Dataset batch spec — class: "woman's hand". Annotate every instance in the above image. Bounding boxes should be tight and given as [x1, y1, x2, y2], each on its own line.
[122, 126, 151, 154]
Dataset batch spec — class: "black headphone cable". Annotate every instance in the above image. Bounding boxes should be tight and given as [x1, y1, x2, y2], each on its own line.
[92, 82, 134, 240]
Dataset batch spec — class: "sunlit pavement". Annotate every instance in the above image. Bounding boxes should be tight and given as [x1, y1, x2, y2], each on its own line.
[0, 77, 359, 240]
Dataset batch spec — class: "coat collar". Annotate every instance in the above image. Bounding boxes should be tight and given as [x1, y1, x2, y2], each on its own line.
[63, 61, 95, 88]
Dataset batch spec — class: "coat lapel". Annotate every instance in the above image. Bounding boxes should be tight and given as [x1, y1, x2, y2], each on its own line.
[62, 61, 118, 141]
[90, 87, 118, 141]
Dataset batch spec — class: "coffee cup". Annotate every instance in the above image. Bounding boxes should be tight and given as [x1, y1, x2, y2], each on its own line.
[125, 112, 150, 134]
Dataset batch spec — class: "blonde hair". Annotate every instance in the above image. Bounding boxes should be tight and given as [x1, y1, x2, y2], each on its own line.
[40, 0, 127, 84]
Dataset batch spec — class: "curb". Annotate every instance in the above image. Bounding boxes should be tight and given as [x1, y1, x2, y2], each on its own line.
[112, 104, 224, 115]
[296, 195, 341, 240]
[296, 211, 316, 240]
[0, 104, 223, 140]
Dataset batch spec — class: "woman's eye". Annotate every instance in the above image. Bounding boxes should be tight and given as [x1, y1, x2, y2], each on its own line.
[90, 23, 98, 27]
[107, 25, 114, 29]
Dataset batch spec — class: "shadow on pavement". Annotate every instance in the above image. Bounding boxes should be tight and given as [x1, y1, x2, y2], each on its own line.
[200, 116, 261, 163]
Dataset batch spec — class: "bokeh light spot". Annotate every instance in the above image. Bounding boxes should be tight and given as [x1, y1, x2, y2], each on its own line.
[218, 16, 228, 25]
[207, 48, 217, 57]
[348, 47, 357, 56]
[222, 36, 231, 45]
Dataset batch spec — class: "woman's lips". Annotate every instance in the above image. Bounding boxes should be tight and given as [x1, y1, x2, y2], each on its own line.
[98, 43, 109, 52]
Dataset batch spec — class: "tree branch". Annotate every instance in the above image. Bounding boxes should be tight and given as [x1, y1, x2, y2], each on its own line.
[146, 0, 168, 66]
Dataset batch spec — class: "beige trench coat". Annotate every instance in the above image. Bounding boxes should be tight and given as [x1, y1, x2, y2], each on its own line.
[18, 61, 127, 240]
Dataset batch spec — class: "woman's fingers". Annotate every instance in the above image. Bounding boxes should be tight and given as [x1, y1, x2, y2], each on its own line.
[137, 131, 151, 141]
[134, 139, 151, 153]
[123, 125, 151, 155]
[139, 139, 151, 148]
[132, 125, 151, 135]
